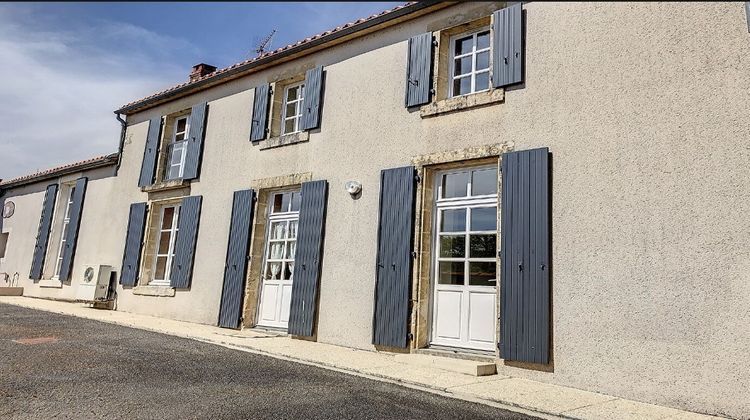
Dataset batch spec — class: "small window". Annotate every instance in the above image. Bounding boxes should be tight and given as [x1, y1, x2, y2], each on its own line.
[271, 191, 302, 214]
[449, 29, 491, 97]
[151, 205, 180, 286]
[281, 83, 305, 135]
[0, 232, 8, 259]
[165, 116, 190, 180]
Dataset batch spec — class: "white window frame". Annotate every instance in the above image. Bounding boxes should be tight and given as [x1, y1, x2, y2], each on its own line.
[281, 82, 305, 135]
[52, 184, 76, 279]
[433, 166, 499, 289]
[150, 205, 180, 286]
[165, 116, 190, 180]
[448, 28, 491, 98]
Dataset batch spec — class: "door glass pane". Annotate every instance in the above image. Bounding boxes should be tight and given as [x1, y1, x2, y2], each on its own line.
[470, 207, 497, 231]
[439, 235, 465, 258]
[154, 257, 167, 280]
[440, 209, 466, 232]
[469, 261, 496, 286]
[270, 242, 284, 259]
[267, 262, 281, 280]
[283, 263, 293, 280]
[157, 232, 171, 254]
[161, 207, 175, 229]
[454, 35, 473, 55]
[453, 76, 472, 96]
[475, 72, 489, 91]
[288, 220, 298, 238]
[471, 167, 497, 196]
[270, 221, 286, 240]
[286, 241, 296, 259]
[438, 261, 464, 285]
[442, 172, 470, 198]
[476, 31, 490, 49]
[469, 234, 497, 258]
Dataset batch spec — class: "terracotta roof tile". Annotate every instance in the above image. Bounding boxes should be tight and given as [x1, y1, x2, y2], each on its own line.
[0, 153, 118, 188]
[117, 2, 418, 113]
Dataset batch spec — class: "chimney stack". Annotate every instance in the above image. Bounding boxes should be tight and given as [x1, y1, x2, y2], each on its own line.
[189, 63, 217, 82]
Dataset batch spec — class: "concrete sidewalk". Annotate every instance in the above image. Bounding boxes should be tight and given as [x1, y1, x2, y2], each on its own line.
[0, 296, 722, 420]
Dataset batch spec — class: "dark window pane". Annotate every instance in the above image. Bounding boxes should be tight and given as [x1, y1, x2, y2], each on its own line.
[469, 261, 496, 286]
[158, 232, 171, 254]
[470, 234, 497, 258]
[161, 207, 175, 229]
[472, 167, 497, 196]
[286, 86, 298, 102]
[454, 56, 472, 76]
[476, 51, 490, 70]
[285, 103, 297, 119]
[453, 76, 471, 96]
[283, 118, 296, 134]
[438, 261, 464, 285]
[440, 208, 466, 232]
[273, 193, 293, 213]
[454, 35, 473, 55]
[475, 72, 489, 91]
[470, 207, 497, 231]
[175, 118, 187, 133]
[476, 31, 490, 50]
[442, 171, 469, 198]
[439, 235, 465, 258]
[154, 257, 167, 280]
[283, 262, 293, 280]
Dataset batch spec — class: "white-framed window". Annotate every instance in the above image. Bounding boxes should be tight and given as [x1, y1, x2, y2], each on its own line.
[262, 190, 301, 283]
[281, 82, 305, 135]
[449, 28, 491, 98]
[434, 166, 498, 287]
[52, 185, 76, 278]
[165, 116, 189, 180]
[151, 205, 180, 286]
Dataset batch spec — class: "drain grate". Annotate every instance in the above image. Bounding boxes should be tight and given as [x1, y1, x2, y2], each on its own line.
[13, 337, 59, 345]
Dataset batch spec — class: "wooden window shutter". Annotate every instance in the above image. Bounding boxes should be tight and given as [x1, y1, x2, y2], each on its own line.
[58, 177, 88, 282]
[120, 202, 148, 286]
[182, 102, 208, 180]
[288, 180, 328, 337]
[170, 196, 202, 288]
[138, 117, 163, 187]
[300, 66, 324, 131]
[500, 147, 550, 364]
[404, 32, 434, 108]
[492, 3, 524, 88]
[372, 166, 417, 348]
[249, 84, 271, 141]
[218, 189, 256, 329]
[30, 184, 58, 280]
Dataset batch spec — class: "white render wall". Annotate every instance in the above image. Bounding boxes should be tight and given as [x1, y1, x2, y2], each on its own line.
[2, 3, 749, 417]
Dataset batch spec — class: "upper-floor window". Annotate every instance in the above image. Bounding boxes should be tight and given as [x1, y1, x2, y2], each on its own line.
[53, 183, 75, 278]
[282, 82, 305, 135]
[165, 116, 189, 180]
[449, 29, 491, 98]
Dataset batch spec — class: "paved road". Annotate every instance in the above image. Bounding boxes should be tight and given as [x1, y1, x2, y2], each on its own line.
[0, 304, 537, 420]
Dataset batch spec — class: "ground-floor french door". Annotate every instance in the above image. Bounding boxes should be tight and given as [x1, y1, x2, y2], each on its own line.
[430, 166, 498, 351]
[257, 190, 300, 329]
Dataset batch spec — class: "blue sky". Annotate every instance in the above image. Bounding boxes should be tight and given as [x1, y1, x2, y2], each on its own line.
[0, 2, 401, 179]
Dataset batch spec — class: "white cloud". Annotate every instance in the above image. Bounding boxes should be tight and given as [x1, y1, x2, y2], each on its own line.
[0, 5, 193, 180]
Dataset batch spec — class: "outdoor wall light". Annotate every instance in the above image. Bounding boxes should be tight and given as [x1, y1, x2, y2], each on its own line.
[345, 180, 362, 196]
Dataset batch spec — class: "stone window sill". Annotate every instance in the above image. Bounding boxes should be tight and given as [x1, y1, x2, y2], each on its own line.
[259, 131, 309, 150]
[38, 279, 63, 288]
[142, 178, 189, 193]
[133, 285, 176, 297]
[420, 89, 505, 118]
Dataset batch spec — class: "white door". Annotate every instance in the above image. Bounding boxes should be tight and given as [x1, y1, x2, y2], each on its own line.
[257, 191, 300, 329]
[431, 167, 498, 351]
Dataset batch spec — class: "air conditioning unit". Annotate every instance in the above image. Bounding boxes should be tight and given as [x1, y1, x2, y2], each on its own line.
[75, 264, 112, 302]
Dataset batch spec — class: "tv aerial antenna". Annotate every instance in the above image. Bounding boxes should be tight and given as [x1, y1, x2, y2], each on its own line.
[255, 29, 277, 56]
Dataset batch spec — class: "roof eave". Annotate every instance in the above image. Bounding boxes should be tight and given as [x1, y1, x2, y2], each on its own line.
[0, 153, 119, 190]
[115, 0, 451, 116]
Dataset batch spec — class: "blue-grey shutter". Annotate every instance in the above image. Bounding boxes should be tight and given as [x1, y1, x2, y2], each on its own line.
[218, 189, 256, 329]
[300, 66, 324, 131]
[404, 32, 433, 108]
[492, 4, 524, 88]
[170, 195, 202, 288]
[120, 202, 147, 286]
[250, 84, 271, 141]
[58, 177, 88, 282]
[288, 180, 328, 337]
[138, 117, 163, 187]
[372, 166, 416, 348]
[30, 184, 58, 280]
[500, 147, 550, 364]
[182, 102, 208, 180]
